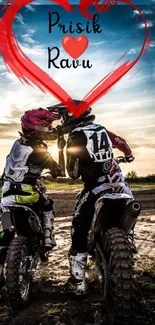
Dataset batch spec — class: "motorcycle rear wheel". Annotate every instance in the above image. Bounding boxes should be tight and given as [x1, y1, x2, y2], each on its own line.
[6, 236, 32, 311]
[103, 227, 136, 325]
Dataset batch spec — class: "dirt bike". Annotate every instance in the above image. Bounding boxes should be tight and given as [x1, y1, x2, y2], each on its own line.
[0, 178, 52, 312]
[87, 157, 141, 324]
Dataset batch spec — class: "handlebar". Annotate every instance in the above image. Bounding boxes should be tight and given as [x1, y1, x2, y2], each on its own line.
[114, 156, 127, 164]
[39, 168, 62, 181]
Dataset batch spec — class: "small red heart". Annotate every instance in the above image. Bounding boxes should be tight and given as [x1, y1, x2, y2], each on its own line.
[62, 35, 89, 59]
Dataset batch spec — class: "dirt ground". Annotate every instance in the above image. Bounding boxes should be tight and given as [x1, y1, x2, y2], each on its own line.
[0, 189, 155, 325]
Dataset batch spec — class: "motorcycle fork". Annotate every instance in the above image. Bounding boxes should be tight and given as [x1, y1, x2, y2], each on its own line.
[19, 253, 39, 277]
[95, 240, 109, 300]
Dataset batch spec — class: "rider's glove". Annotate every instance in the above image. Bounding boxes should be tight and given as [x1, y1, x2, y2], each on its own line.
[57, 135, 66, 151]
[56, 166, 62, 177]
[50, 161, 62, 179]
[124, 154, 135, 163]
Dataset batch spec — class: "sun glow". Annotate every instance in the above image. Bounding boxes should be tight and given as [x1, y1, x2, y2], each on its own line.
[48, 143, 59, 160]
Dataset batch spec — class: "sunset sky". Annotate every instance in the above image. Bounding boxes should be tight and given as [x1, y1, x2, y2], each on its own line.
[0, 1, 155, 176]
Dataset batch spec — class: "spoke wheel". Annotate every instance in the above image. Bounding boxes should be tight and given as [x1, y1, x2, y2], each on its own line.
[103, 227, 136, 325]
[6, 236, 32, 311]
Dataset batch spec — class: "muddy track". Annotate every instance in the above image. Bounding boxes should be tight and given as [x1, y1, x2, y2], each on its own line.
[0, 189, 155, 325]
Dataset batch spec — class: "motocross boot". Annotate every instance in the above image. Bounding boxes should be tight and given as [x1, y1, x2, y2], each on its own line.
[67, 251, 88, 295]
[43, 211, 56, 251]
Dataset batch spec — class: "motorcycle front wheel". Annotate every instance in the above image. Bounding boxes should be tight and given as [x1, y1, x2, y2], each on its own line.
[5, 236, 32, 311]
[103, 227, 136, 325]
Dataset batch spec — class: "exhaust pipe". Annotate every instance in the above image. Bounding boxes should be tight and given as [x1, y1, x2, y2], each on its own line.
[121, 200, 141, 233]
[28, 215, 41, 234]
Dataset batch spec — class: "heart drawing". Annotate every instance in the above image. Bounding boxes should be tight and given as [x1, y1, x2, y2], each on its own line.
[62, 35, 89, 59]
[0, 0, 151, 117]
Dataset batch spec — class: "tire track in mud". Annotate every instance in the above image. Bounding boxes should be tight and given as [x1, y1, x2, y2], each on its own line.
[0, 190, 155, 325]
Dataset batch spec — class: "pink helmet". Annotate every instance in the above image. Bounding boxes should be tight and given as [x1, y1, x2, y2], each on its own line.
[21, 108, 60, 140]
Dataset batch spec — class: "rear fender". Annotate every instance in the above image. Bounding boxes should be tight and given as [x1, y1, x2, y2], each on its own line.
[2, 207, 33, 238]
[96, 193, 132, 202]
[91, 193, 131, 236]
[1, 211, 13, 231]
[0, 213, 15, 255]
[12, 207, 34, 238]
[95, 193, 131, 214]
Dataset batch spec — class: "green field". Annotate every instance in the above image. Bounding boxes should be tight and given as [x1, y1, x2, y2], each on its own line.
[0, 180, 154, 194]
[45, 181, 155, 191]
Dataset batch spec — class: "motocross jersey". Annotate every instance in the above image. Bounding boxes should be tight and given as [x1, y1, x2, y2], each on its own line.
[3, 138, 57, 185]
[66, 123, 132, 187]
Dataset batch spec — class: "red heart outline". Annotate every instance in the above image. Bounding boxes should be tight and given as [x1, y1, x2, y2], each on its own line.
[0, 0, 151, 117]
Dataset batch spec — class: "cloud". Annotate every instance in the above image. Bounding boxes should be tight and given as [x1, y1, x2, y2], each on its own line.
[0, 123, 19, 132]
[0, 43, 153, 117]
[0, 59, 5, 71]
[141, 9, 153, 15]
[133, 9, 153, 17]
[0, 106, 21, 139]
[15, 13, 25, 25]
[25, 4, 36, 12]
[128, 48, 136, 55]
[150, 42, 155, 48]
[138, 21, 153, 29]
[21, 27, 37, 45]
[20, 43, 46, 56]
[90, 40, 105, 46]
[133, 10, 139, 17]
[22, 34, 38, 45]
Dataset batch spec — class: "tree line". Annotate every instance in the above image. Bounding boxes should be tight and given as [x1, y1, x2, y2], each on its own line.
[125, 171, 155, 183]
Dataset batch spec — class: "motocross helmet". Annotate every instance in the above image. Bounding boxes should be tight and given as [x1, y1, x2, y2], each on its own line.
[21, 108, 60, 141]
[47, 100, 95, 134]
